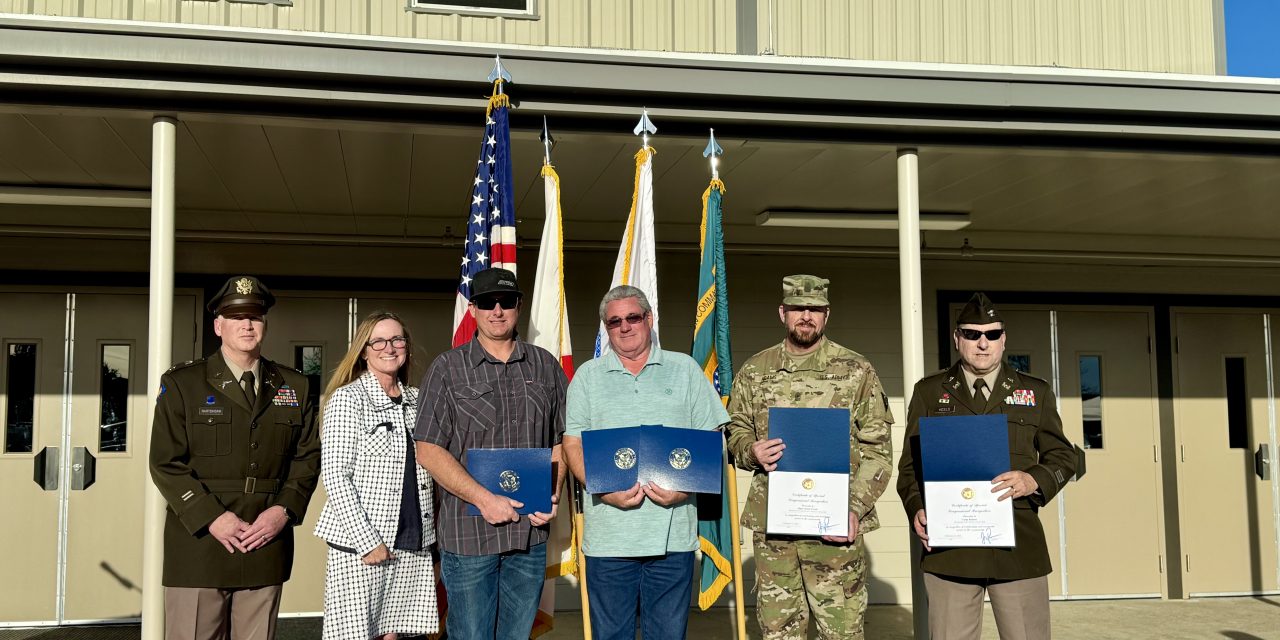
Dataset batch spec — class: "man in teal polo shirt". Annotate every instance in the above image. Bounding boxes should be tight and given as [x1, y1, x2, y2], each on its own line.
[562, 284, 729, 640]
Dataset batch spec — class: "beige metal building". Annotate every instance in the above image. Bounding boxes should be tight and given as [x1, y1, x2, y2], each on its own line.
[1, 0, 1277, 634]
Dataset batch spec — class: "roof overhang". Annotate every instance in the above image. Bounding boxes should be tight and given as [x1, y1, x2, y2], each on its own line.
[3, 15, 1280, 154]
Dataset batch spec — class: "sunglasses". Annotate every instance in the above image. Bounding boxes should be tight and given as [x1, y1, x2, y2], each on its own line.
[957, 328, 1005, 341]
[605, 312, 648, 330]
[473, 294, 520, 311]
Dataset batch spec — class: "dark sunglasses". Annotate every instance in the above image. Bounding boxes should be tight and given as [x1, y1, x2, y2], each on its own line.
[957, 328, 1005, 341]
[605, 312, 648, 330]
[473, 294, 520, 311]
[366, 336, 408, 351]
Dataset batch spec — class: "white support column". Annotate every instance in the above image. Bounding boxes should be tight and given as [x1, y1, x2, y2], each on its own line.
[141, 116, 177, 640]
[897, 148, 928, 639]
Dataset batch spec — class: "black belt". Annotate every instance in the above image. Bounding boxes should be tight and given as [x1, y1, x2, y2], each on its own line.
[204, 477, 281, 494]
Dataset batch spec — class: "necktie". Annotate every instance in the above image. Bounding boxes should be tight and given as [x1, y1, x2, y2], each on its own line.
[973, 378, 987, 403]
[242, 371, 257, 408]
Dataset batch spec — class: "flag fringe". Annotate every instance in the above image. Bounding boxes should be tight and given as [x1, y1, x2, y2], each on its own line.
[699, 178, 727, 254]
[621, 146, 655, 285]
[541, 163, 575, 380]
[697, 531, 735, 610]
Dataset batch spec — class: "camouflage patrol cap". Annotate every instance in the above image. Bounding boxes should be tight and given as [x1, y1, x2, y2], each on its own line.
[782, 274, 830, 306]
[207, 275, 275, 316]
[956, 292, 1002, 325]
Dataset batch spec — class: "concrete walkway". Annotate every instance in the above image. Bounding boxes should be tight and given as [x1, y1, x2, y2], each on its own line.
[1, 598, 1275, 639]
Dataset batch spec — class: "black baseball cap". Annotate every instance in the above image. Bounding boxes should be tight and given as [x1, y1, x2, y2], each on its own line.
[470, 268, 522, 301]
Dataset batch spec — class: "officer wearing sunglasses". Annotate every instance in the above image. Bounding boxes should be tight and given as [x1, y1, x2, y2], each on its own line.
[897, 292, 1077, 640]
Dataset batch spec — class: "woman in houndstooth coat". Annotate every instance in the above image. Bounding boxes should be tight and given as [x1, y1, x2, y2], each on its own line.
[314, 311, 438, 640]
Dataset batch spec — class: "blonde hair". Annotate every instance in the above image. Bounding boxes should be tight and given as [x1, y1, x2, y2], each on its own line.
[323, 311, 414, 402]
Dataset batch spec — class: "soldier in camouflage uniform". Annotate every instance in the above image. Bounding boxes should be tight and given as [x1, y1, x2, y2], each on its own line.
[726, 274, 894, 640]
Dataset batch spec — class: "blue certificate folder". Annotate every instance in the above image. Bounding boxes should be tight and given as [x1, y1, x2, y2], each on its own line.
[919, 414, 1010, 481]
[465, 448, 553, 516]
[767, 407, 851, 473]
[581, 426, 723, 495]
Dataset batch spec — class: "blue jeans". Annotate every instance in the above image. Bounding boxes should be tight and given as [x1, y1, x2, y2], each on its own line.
[439, 542, 547, 640]
[586, 552, 694, 640]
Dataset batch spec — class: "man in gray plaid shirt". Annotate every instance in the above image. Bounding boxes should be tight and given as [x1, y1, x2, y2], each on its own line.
[414, 267, 568, 640]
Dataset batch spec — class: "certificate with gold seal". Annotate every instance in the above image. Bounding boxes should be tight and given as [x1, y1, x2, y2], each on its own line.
[919, 415, 1015, 547]
[765, 408, 850, 536]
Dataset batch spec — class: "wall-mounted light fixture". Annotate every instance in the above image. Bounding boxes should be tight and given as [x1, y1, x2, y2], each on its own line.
[756, 209, 970, 231]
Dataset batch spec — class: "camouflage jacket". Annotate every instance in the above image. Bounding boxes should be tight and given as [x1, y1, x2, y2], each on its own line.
[726, 338, 894, 536]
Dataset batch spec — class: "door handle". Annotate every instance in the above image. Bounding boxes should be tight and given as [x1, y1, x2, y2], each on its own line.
[1257, 443, 1272, 481]
[33, 446, 58, 491]
[71, 446, 96, 490]
[1073, 444, 1087, 482]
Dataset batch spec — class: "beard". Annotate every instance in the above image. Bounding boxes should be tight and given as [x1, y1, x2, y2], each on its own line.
[788, 323, 824, 349]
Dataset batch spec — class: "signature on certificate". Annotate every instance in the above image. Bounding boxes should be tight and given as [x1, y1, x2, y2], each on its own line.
[979, 527, 1001, 544]
[817, 517, 834, 533]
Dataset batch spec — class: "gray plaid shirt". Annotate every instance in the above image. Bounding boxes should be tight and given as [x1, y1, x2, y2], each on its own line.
[413, 338, 567, 556]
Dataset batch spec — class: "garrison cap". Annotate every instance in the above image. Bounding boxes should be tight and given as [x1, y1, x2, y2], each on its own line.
[207, 276, 275, 316]
[782, 274, 830, 307]
[470, 267, 522, 301]
[956, 292, 1003, 325]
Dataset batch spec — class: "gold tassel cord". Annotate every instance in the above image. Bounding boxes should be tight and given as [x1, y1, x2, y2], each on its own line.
[485, 79, 511, 117]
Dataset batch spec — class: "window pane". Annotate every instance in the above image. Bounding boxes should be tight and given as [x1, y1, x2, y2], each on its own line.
[416, 0, 529, 10]
[99, 345, 130, 453]
[5, 343, 37, 454]
[1225, 357, 1249, 449]
[1007, 354, 1031, 374]
[1080, 355, 1103, 450]
[294, 346, 323, 408]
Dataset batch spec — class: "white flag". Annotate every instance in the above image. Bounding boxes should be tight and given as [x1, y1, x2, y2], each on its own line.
[528, 164, 576, 375]
[528, 162, 578, 638]
[594, 146, 660, 357]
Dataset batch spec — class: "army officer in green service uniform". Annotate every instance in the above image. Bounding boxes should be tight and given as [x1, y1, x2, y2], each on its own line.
[725, 274, 894, 640]
[150, 276, 320, 640]
[897, 292, 1076, 640]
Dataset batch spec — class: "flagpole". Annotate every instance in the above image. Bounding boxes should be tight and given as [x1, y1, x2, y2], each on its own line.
[705, 128, 748, 640]
[726, 459, 747, 639]
[573, 480, 591, 638]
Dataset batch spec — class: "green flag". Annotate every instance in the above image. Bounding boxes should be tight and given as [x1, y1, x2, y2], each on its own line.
[694, 178, 736, 609]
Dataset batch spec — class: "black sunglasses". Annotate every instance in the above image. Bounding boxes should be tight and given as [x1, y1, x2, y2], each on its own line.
[473, 294, 520, 311]
[957, 328, 1005, 341]
[605, 312, 648, 330]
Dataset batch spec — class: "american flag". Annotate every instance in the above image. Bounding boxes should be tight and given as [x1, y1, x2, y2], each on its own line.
[452, 87, 517, 347]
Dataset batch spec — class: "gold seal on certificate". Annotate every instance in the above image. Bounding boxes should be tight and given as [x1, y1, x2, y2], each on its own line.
[765, 407, 852, 537]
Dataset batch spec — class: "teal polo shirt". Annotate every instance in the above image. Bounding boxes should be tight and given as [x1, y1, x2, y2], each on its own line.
[566, 347, 730, 558]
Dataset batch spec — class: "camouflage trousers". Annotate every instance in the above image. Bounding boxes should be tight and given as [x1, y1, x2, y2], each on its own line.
[752, 532, 867, 640]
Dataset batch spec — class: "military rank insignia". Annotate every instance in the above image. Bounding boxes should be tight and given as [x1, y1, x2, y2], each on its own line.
[272, 385, 300, 407]
[1005, 389, 1037, 406]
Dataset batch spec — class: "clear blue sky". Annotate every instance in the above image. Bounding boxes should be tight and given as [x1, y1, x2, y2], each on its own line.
[1224, 0, 1280, 77]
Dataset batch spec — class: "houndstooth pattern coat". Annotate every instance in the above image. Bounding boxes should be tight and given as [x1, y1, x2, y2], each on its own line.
[314, 371, 438, 638]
